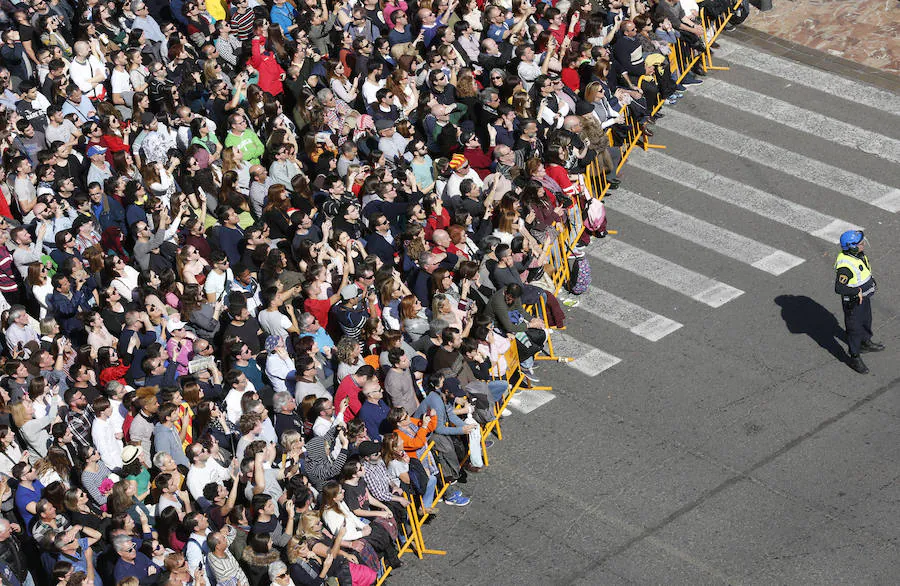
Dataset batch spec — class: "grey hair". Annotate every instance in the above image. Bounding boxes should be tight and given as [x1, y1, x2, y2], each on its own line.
[112, 534, 134, 552]
[418, 251, 436, 267]
[106, 380, 124, 397]
[7, 305, 26, 321]
[316, 88, 333, 103]
[479, 88, 499, 104]
[152, 451, 170, 469]
[268, 560, 289, 580]
[272, 391, 292, 413]
[52, 531, 71, 550]
[299, 312, 316, 329]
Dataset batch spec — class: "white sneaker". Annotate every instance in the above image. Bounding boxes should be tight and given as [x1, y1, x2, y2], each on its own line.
[501, 408, 512, 417]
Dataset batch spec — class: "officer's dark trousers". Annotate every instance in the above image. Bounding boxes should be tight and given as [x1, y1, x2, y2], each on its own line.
[843, 295, 873, 355]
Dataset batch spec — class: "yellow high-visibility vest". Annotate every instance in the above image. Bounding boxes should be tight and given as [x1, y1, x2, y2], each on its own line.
[834, 252, 872, 287]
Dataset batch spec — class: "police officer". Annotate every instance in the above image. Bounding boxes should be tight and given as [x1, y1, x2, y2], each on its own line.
[835, 230, 884, 374]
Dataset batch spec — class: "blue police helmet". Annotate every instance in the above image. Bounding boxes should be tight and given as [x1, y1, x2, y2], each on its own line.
[840, 230, 864, 251]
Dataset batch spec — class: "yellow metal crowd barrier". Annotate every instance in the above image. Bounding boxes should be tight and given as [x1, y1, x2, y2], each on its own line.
[380, 2, 743, 580]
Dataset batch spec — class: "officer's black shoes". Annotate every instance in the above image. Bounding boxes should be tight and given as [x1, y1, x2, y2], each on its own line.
[860, 340, 885, 353]
[849, 355, 869, 374]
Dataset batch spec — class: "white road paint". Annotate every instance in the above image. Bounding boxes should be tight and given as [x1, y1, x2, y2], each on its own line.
[631, 149, 861, 242]
[688, 78, 900, 165]
[610, 189, 806, 274]
[549, 331, 623, 376]
[715, 39, 900, 116]
[656, 109, 900, 213]
[506, 390, 557, 414]
[587, 239, 744, 308]
[574, 285, 683, 341]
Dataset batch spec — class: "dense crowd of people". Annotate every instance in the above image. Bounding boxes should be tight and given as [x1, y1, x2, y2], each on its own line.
[0, 0, 734, 582]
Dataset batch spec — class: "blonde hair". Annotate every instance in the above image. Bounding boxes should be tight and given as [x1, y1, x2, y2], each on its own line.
[10, 401, 28, 428]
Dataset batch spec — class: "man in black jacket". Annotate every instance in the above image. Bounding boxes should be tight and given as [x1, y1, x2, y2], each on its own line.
[0, 518, 29, 586]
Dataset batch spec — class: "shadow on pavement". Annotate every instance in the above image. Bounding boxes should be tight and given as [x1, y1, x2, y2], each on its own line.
[774, 295, 848, 364]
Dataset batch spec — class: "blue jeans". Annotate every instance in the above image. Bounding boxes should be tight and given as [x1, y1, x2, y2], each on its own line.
[486, 380, 508, 404]
[423, 474, 438, 509]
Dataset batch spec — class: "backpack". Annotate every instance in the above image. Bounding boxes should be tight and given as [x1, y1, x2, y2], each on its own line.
[566, 255, 591, 295]
[583, 198, 607, 233]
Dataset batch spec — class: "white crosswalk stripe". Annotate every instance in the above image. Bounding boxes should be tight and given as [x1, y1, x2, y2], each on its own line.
[630, 149, 861, 242]
[688, 78, 900, 165]
[714, 39, 900, 116]
[574, 285, 683, 341]
[609, 189, 806, 274]
[506, 391, 557, 414]
[655, 110, 900, 213]
[586, 239, 744, 307]
[547, 331, 622, 377]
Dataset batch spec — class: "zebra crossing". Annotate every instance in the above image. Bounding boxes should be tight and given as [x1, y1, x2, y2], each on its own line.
[505, 39, 899, 414]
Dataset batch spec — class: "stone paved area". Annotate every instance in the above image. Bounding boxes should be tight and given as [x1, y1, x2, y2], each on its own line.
[739, 0, 899, 88]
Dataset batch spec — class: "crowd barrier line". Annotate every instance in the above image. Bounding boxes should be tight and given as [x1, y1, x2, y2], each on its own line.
[381, 2, 742, 578]
[701, 0, 744, 72]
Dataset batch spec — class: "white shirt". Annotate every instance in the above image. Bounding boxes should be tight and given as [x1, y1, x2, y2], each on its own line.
[186, 458, 231, 501]
[361, 78, 385, 105]
[92, 416, 124, 470]
[444, 168, 483, 200]
[321, 503, 367, 540]
[312, 414, 341, 438]
[224, 388, 247, 425]
[265, 353, 293, 394]
[185, 528, 212, 572]
[518, 60, 541, 90]
[258, 309, 291, 340]
[110, 68, 133, 95]
[111, 265, 141, 302]
[109, 398, 126, 431]
[204, 268, 234, 301]
[69, 55, 108, 99]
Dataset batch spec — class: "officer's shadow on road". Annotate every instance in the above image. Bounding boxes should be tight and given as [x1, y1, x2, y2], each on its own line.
[774, 295, 849, 364]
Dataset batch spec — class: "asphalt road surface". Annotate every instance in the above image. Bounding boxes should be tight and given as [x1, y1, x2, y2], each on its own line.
[391, 37, 900, 586]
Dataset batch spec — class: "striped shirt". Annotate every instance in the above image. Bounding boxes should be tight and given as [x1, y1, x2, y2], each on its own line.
[230, 9, 255, 43]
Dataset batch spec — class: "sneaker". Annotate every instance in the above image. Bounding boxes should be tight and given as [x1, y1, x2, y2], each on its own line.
[674, 91, 685, 98]
[665, 96, 679, 105]
[444, 492, 471, 506]
[522, 371, 540, 383]
[683, 77, 704, 85]
[562, 298, 580, 308]
[570, 248, 585, 259]
[501, 408, 512, 417]
[674, 83, 687, 92]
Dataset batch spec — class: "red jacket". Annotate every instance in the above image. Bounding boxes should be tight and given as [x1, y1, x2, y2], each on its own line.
[463, 146, 494, 180]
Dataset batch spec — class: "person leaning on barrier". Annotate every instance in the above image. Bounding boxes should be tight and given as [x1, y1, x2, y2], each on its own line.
[834, 230, 884, 374]
[484, 283, 546, 381]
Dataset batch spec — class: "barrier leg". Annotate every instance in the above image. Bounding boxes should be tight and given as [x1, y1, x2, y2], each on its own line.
[534, 296, 571, 363]
[701, 8, 731, 72]
[406, 497, 446, 559]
